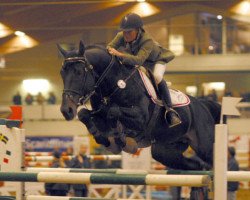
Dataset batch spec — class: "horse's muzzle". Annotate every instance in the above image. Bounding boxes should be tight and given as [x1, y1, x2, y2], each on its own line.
[60, 96, 77, 121]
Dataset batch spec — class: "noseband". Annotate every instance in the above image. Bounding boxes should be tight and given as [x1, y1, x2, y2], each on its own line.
[62, 55, 115, 106]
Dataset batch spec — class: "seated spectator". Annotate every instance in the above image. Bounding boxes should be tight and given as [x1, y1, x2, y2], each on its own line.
[45, 151, 69, 196]
[47, 92, 57, 104]
[12, 91, 22, 105]
[25, 93, 34, 105]
[36, 92, 45, 105]
[69, 144, 91, 197]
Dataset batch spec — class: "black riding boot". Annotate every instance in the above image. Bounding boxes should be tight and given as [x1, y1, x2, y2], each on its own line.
[158, 80, 182, 128]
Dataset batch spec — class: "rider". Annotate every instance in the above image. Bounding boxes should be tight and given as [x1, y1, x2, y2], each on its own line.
[107, 13, 181, 128]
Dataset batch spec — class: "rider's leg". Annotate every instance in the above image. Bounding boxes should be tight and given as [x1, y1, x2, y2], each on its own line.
[153, 63, 181, 127]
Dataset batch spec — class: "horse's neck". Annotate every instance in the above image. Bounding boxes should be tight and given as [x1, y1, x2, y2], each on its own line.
[86, 48, 112, 74]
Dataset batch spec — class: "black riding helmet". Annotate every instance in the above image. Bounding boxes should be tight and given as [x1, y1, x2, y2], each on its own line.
[120, 13, 143, 31]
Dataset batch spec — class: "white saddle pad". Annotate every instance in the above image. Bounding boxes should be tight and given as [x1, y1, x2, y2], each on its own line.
[138, 69, 190, 107]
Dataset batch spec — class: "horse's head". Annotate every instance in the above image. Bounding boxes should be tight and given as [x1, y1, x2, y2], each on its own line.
[58, 41, 96, 120]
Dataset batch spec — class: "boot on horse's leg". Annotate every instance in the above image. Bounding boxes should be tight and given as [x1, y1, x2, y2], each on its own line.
[158, 80, 181, 128]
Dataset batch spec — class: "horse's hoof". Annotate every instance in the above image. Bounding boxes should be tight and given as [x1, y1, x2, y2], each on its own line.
[122, 137, 138, 154]
[106, 137, 122, 154]
[94, 135, 110, 147]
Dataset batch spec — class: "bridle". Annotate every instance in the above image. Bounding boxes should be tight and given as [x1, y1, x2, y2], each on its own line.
[62, 55, 115, 106]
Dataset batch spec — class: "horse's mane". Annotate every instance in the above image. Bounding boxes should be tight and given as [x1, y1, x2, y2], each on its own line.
[85, 44, 107, 52]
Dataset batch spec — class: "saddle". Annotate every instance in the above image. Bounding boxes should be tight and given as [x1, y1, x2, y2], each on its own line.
[137, 67, 190, 107]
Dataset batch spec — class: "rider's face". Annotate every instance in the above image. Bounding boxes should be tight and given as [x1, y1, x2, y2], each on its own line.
[123, 29, 138, 43]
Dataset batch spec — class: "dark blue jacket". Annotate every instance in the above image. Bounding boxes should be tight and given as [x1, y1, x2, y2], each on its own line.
[45, 161, 70, 193]
[228, 157, 239, 191]
[69, 155, 91, 190]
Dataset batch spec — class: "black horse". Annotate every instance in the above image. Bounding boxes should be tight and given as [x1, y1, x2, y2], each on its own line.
[59, 41, 221, 171]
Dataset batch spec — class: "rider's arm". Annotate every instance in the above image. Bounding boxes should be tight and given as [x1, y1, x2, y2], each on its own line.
[159, 47, 175, 63]
[119, 39, 154, 66]
[107, 32, 124, 50]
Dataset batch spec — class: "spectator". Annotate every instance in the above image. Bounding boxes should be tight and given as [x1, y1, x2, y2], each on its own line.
[69, 144, 91, 197]
[25, 93, 34, 105]
[207, 89, 218, 102]
[64, 146, 74, 167]
[47, 92, 57, 104]
[36, 92, 45, 105]
[45, 151, 69, 196]
[12, 91, 22, 105]
[228, 146, 239, 200]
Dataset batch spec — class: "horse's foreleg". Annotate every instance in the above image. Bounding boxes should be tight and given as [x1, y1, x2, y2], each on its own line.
[78, 108, 110, 147]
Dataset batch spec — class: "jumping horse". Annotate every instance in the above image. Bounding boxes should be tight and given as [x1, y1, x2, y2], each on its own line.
[59, 41, 221, 172]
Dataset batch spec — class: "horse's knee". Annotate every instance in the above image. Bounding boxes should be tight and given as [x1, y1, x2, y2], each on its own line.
[107, 105, 121, 118]
[78, 108, 91, 124]
[78, 109, 97, 134]
[107, 105, 121, 127]
[94, 135, 110, 147]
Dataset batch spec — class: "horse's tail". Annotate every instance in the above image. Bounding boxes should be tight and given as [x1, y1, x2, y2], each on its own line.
[198, 99, 221, 124]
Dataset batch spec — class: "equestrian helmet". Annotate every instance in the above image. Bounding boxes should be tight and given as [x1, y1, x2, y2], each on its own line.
[120, 13, 143, 31]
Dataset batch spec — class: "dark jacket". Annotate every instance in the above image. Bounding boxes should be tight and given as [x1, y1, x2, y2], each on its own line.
[228, 157, 239, 191]
[45, 161, 70, 194]
[69, 155, 91, 190]
[107, 31, 175, 69]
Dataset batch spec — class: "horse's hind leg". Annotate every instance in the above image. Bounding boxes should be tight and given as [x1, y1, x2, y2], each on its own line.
[151, 141, 207, 170]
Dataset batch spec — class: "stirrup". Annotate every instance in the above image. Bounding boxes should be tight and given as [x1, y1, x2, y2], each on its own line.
[164, 108, 182, 128]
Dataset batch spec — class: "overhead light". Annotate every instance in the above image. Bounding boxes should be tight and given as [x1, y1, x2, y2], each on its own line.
[208, 45, 214, 50]
[22, 79, 50, 95]
[130, 2, 160, 17]
[137, 0, 146, 2]
[217, 15, 223, 20]
[15, 31, 26, 37]
[0, 23, 13, 38]
[231, 0, 250, 16]
[0, 34, 39, 54]
[0, 55, 6, 69]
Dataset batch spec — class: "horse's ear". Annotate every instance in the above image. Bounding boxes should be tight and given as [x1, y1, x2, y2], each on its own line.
[57, 44, 67, 58]
[79, 41, 85, 56]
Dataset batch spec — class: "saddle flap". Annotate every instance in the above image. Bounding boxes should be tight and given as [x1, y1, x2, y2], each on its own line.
[138, 68, 190, 107]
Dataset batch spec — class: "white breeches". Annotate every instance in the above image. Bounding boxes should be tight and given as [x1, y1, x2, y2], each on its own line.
[153, 63, 167, 84]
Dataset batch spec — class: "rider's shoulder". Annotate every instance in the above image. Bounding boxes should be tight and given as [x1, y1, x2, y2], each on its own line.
[140, 32, 154, 44]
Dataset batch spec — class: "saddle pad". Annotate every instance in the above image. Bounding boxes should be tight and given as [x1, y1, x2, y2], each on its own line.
[138, 69, 190, 107]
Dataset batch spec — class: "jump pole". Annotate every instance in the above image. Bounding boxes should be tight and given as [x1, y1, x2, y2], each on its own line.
[26, 196, 144, 200]
[25, 167, 250, 181]
[0, 172, 211, 187]
[25, 155, 121, 162]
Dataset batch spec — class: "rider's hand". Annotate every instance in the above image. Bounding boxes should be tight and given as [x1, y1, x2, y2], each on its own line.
[108, 47, 124, 57]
